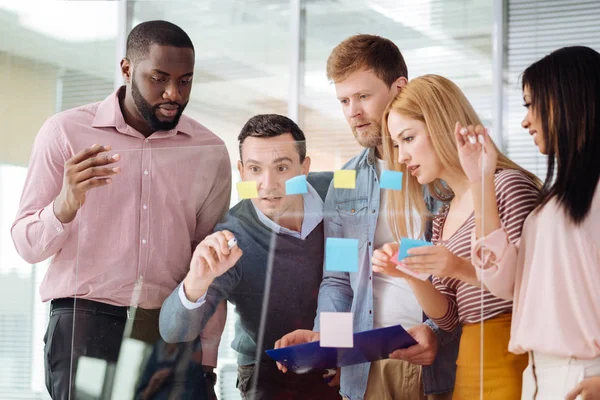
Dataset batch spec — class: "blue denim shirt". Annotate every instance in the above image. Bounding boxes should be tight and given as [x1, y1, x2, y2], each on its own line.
[314, 148, 460, 399]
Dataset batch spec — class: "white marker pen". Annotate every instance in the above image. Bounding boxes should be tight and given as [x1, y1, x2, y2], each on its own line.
[227, 238, 238, 249]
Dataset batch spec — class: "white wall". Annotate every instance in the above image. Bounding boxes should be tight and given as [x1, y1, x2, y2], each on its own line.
[0, 53, 57, 167]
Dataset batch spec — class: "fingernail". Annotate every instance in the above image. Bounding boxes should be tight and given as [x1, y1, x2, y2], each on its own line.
[460, 128, 467, 135]
[112, 167, 121, 173]
[92, 143, 99, 147]
[468, 136, 477, 144]
[106, 178, 112, 184]
[112, 154, 120, 160]
[478, 135, 485, 144]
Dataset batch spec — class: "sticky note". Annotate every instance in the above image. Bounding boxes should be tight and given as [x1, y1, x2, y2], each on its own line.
[320, 312, 354, 348]
[398, 237, 433, 261]
[285, 175, 308, 195]
[380, 170, 403, 191]
[334, 170, 356, 189]
[237, 181, 259, 199]
[325, 238, 359, 272]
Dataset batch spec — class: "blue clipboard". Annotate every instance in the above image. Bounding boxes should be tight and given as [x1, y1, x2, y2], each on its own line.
[265, 324, 417, 373]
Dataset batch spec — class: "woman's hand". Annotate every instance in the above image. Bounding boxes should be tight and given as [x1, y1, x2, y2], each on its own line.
[565, 376, 600, 400]
[403, 245, 478, 286]
[372, 242, 414, 279]
[455, 122, 498, 183]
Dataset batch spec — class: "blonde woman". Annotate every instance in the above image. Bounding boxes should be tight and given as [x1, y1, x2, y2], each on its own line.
[371, 74, 541, 399]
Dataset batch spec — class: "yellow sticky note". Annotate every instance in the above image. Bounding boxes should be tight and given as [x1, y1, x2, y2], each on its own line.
[237, 181, 259, 199]
[334, 170, 356, 189]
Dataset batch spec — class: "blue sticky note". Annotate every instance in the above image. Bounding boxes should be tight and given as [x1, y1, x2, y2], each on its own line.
[398, 237, 433, 261]
[380, 170, 403, 191]
[326, 238, 359, 272]
[285, 175, 308, 195]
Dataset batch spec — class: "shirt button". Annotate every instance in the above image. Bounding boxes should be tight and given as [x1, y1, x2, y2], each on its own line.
[144, 170, 149, 176]
[141, 239, 147, 245]
[351, 209, 356, 213]
[56, 227, 62, 232]
[372, 209, 376, 213]
[145, 139, 149, 143]
[368, 241, 371, 246]
[369, 310, 372, 314]
[143, 204, 148, 210]
[369, 276, 372, 281]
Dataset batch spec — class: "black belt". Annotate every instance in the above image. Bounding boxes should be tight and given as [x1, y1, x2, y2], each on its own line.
[51, 298, 129, 319]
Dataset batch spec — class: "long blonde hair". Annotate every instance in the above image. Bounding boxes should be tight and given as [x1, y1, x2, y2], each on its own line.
[381, 74, 541, 240]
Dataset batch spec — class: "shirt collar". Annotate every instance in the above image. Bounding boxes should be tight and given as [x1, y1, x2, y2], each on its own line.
[357, 147, 376, 168]
[91, 86, 194, 139]
[251, 181, 324, 240]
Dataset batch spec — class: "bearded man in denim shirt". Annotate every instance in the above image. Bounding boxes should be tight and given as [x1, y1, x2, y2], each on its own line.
[276, 34, 460, 400]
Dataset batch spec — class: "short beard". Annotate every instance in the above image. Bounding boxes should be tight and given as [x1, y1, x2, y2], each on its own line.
[352, 119, 383, 148]
[131, 75, 187, 132]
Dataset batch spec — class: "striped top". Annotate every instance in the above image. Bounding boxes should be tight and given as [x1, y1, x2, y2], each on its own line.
[431, 169, 539, 331]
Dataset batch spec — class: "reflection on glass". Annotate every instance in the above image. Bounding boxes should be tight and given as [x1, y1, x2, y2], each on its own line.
[1, 0, 554, 398]
[133, 338, 213, 400]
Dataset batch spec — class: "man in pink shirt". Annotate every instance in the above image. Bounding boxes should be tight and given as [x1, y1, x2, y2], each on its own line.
[11, 20, 230, 399]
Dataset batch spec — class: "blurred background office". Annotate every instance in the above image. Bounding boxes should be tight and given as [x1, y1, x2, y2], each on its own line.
[0, 0, 598, 399]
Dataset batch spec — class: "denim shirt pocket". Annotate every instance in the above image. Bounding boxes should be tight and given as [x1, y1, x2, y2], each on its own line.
[334, 197, 369, 249]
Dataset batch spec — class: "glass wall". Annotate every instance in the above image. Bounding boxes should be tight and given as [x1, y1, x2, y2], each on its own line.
[4, 0, 597, 399]
[0, 1, 117, 398]
[504, 0, 600, 177]
[301, 0, 493, 169]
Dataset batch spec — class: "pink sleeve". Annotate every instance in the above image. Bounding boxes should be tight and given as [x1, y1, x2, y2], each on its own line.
[471, 227, 519, 300]
[193, 147, 231, 367]
[193, 149, 232, 248]
[10, 118, 73, 264]
[200, 300, 227, 367]
[471, 170, 538, 301]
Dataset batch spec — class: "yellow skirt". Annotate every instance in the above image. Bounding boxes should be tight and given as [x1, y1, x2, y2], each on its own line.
[452, 313, 527, 400]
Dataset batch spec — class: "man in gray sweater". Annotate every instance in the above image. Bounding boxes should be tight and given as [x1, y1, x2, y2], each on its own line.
[159, 114, 340, 399]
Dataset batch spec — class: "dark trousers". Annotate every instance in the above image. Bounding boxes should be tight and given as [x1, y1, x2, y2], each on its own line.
[43, 298, 161, 400]
[237, 361, 341, 400]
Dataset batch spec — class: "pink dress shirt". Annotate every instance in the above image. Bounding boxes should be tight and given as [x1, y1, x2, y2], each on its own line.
[11, 87, 231, 365]
[472, 183, 600, 359]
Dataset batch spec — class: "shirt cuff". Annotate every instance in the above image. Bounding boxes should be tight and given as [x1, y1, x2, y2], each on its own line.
[424, 318, 460, 347]
[178, 283, 207, 310]
[41, 200, 72, 237]
[471, 227, 510, 267]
